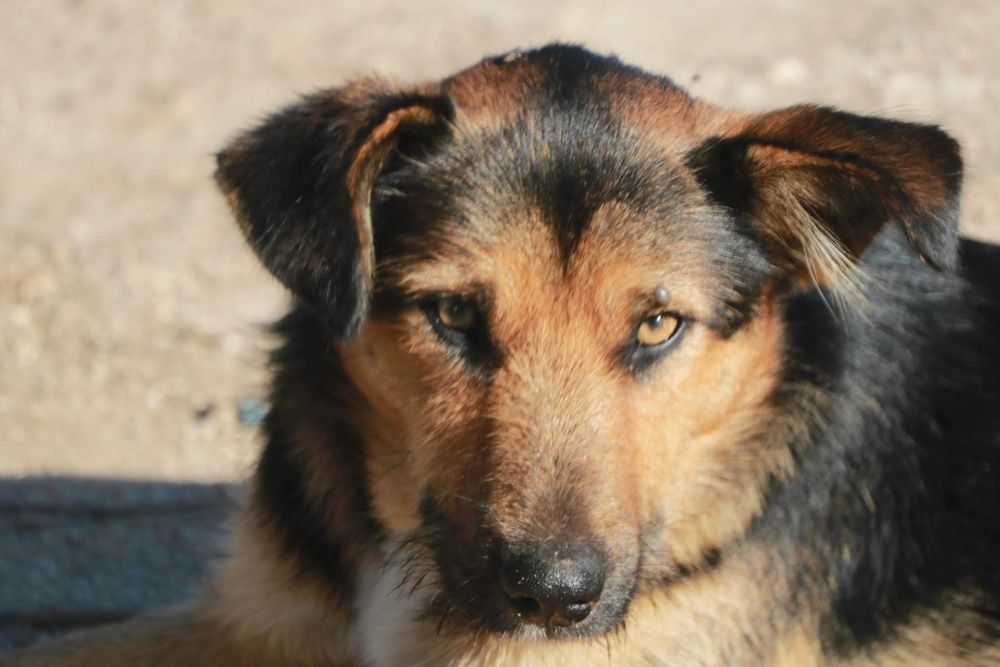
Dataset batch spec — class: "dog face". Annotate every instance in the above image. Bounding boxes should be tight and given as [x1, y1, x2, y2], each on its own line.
[338, 111, 789, 638]
[215, 46, 961, 640]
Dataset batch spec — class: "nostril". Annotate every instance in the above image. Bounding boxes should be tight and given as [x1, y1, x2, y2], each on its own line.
[506, 593, 541, 618]
[558, 601, 593, 625]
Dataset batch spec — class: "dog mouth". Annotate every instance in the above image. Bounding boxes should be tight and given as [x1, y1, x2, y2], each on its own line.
[401, 507, 639, 640]
[422, 549, 638, 641]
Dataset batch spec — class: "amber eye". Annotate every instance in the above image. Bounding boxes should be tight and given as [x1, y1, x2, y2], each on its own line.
[636, 312, 682, 347]
[436, 295, 476, 331]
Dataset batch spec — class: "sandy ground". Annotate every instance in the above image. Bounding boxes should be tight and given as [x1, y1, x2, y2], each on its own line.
[1, 0, 999, 655]
[2, 0, 999, 483]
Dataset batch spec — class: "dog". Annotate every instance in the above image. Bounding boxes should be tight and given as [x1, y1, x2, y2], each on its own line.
[6, 44, 999, 666]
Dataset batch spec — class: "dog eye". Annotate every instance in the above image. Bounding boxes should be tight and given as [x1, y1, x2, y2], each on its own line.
[436, 296, 477, 331]
[422, 294, 495, 367]
[636, 313, 682, 347]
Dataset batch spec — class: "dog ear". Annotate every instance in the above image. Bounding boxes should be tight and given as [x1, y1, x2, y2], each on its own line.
[215, 82, 452, 340]
[687, 106, 963, 286]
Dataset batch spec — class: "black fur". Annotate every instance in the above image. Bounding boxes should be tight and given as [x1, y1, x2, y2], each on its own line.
[254, 307, 385, 603]
[686, 109, 963, 274]
[254, 420, 361, 603]
[217, 44, 999, 660]
[371, 107, 771, 332]
[215, 91, 452, 340]
[750, 232, 1000, 656]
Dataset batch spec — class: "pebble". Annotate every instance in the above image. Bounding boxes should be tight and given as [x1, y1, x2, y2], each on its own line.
[236, 397, 266, 426]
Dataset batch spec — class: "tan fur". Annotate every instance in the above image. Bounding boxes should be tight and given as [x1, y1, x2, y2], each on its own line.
[336, 203, 800, 665]
[7, 50, 988, 667]
[347, 102, 444, 299]
[348, 200, 793, 573]
[3, 514, 359, 666]
[840, 597, 1000, 667]
[351, 546, 818, 667]
[9, 200, 976, 667]
[600, 74, 745, 157]
[1, 609, 247, 667]
[445, 53, 549, 130]
[743, 106, 955, 218]
[206, 512, 360, 665]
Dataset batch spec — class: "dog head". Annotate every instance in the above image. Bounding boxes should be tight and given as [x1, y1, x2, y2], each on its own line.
[216, 45, 961, 640]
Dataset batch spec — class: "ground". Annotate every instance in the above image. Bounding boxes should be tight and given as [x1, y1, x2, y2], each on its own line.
[1, 0, 998, 653]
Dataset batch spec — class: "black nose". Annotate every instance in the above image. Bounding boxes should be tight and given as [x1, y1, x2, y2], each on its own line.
[499, 542, 607, 628]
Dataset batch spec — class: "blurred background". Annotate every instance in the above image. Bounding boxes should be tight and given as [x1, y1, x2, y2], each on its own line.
[1, 0, 998, 652]
[3, 0, 1000, 483]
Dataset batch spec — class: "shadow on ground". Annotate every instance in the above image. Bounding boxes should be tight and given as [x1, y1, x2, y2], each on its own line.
[0, 477, 241, 653]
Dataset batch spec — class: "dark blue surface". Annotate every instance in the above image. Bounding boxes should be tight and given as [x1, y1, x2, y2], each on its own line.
[0, 477, 239, 653]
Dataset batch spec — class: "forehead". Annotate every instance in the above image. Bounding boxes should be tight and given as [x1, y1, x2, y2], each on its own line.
[371, 51, 767, 328]
[437, 115, 705, 255]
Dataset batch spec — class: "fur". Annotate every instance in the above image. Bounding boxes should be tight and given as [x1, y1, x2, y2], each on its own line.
[6, 44, 998, 666]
